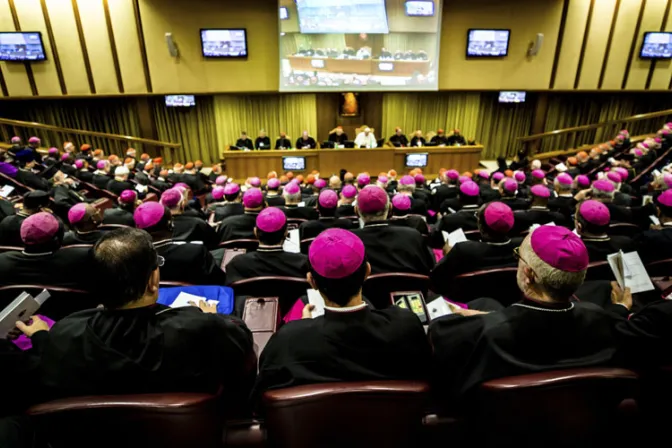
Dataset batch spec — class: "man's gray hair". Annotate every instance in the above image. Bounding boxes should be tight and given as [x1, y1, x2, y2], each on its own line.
[358, 203, 390, 223]
[397, 183, 416, 193]
[554, 178, 573, 192]
[591, 186, 614, 200]
[283, 191, 302, 203]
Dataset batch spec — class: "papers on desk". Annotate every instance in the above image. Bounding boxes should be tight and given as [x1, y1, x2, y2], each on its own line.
[307, 289, 325, 318]
[442, 228, 467, 246]
[0, 185, 15, 198]
[607, 250, 655, 294]
[0, 289, 50, 338]
[283, 228, 300, 253]
[427, 297, 453, 320]
[171, 291, 218, 309]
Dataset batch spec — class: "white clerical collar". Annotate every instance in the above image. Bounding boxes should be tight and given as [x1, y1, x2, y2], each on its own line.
[581, 235, 610, 241]
[364, 222, 388, 228]
[257, 245, 283, 252]
[21, 251, 54, 257]
[663, 222, 672, 227]
[482, 239, 511, 246]
[324, 302, 368, 313]
[461, 205, 478, 210]
[530, 206, 549, 210]
[558, 193, 573, 197]
[153, 239, 174, 248]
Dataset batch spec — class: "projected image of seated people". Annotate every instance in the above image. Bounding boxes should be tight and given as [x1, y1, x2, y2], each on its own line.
[201, 29, 248, 58]
[640, 32, 672, 59]
[467, 29, 510, 57]
[279, 0, 441, 91]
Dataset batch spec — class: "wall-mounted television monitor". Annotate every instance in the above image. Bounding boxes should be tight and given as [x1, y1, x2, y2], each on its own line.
[296, 0, 389, 34]
[200, 29, 248, 58]
[499, 91, 526, 103]
[405, 1, 434, 17]
[405, 153, 428, 168]
[0, 32, 46, 62]
[165, 95, 196, 107]
[283, 156, 306, 171]
[280, 7, 289, 20]
[640, 32, 672, 59]
[467, 29, 510, 57]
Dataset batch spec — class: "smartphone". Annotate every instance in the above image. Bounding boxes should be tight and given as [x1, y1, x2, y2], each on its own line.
[392, 292, 428, 324]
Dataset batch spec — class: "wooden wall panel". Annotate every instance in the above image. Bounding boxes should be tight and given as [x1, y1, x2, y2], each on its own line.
[107, 0, 147, 94]
[44, 0, 89, 95]
[577, 0, 618, 89]
[279, 0, 299, 34]
[439, 0, 564, 90]
[625, 0, 668, 89]
[553, 0, 592, 89]
[387, 0, 439, 33]
[0, 0, 31, 96]
[647, 1, 672, 89]
[76, 0, 118, 94]
[13, 0, 62, 96]
[601, 0, 642, 89]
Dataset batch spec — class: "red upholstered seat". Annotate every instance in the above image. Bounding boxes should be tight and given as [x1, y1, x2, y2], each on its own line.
[27, 391, 222, 448]
[0, 284, 95, 321]
[363, 272, 430, 309]
[262, 381, 430, 448]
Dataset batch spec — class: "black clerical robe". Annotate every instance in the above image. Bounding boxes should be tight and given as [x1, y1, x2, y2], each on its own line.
[511, 207, 569, 235]
[429, 298, 620, 400]
[181, 174, 206, 194]
[410, 136, 426, 147]
[106, 179, 134, 197]
[580, 235, 637, 263]
[217, 212, 258, 243]
[36, 305, 255, 406]
[0, 246, 91, 288]
[154, 240, 226, 285]
[295, 137, 317, 149]
[335, 204, 356, 218]
[299, 217, 353, 240]
[102, 208, 135, 227]
[265, 194, 285, 207]
[479, 186, 501, 203]
[389, 134, 409, 147]
[92, 173, 111, 190]
[62, 230, 105, 246]
[328, 133, 348, 145]
[281, 205, 319, 221]
[225, 246, 308, 285]
[389, 215, 429, 235]
[353, 222, 435, 275]
[605, 202, 633, 224]
[172, 214, 217, 249]
[235, 138, 254, 150]
[255, 137, 271, 150]
[0, 212, 29, 246]
[16, 169, 49, 191]
[436, 205, 479, 233]
[254, 304, 431, 401]
[446, 135, 467, 146]
[432, 185, 458, 210]
[0, 198, 15, 222]
[548, 195, 577, 218]
[214, 202, 245, 223]
[634, 225, 672, 263]
[430, 135, 449, 146]
[500, 196, 530, 211]
[274, 138, 292, 150]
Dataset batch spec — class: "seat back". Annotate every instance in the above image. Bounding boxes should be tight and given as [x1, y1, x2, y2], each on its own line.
[448, 267, 520, 305]
[91, 197, 114, 212]
[263, 381, 429, 448]
[27, 391, 222, 448]
[300, 237, 315, 254]
[218, 239, 259, 251]
[230, 276, 310, 317]
[143, 192, 158, 203]
[646, 258, 672, 277]
[286, 218, 307, 231]
[472, 368, 638, 447]
[584, 261, 613, 282]
[363, 273, 429, 309]
[98, 224, 132, 232]
[607, 223, 641, 238]
[0, 285, 95, 321]
[0, 245, 22, 253]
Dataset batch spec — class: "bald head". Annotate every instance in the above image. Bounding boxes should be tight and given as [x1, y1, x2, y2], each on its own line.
[329, 175, 342, 189]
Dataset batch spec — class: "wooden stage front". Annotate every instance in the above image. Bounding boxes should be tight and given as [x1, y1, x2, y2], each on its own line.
[221, 146, 484, 179]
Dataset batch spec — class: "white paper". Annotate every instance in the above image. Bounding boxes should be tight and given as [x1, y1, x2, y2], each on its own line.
[607, 252, 625, 289]
[653, 169, 662, 178]
[530, 222, 556, 232]
[307, 289, 325, 318]
[555, 162, 567, 172]
[297, 201, 306, 207]
[642, 195, 653, 206]
[650, 215, 661, 226]
[442, 228, 467, 246]
[171, 291, 218, 309]
[283, 228, 300, 253]
[607, 251, 655, 294]
[427, 297, 453, 321]
[0, 185, 15, 198]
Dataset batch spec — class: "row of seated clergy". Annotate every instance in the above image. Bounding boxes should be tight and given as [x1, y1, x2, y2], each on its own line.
[235, 131, 317, 150]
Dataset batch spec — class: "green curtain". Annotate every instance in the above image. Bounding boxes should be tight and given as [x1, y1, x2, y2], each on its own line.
[475, 93, 535, 159]
[383, 33, 437, 56]
[0, 99, 141, 156]
[152, 96, 218, 165]
[214, 94, 317, 150]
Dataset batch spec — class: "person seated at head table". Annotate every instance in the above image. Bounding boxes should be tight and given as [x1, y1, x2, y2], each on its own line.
[225, 208, 308, 286]
[354, 127, 377, 149]
[389, 194, 429, 236]
[0, 191, 51, 247]
[389, 127, 409, 147]
[335, 184, 357, 218]
[299, 190, 353, 240]
[103, 190, 138, 227]
[63, 203, 106, 246]
[265, 178, 285, 207]
[548, 173, 577, 219]
[410, 130, 426, 147]
[432, 169, 460, 210]
[498, 178, 530, 211]
[160, 188, 217, 249]
[511, 185, 569, 235]
[235, 131, 254, 150]
[431, 202, 521, 289]
[356, 46, 371, 59]
[328, 126, 349, 145]
[280, 182, 319, 221]
[0, 212, 92, 288]
[15, 227, 253, 407]
[14, 150, 50, 191]
[296, 131, 317, 150]
[429, 225, 621, 402]
[435, 181, 481, 235]
[393, 50, 404, 60]
[417, 50, 428, 61]
[430, 129, 449, 146]
[106, 166, 134, 197]
[180, 162, 206, 194]
[396, 175, 429, 217]
[274, 132, 292, 150]
[446, 129, 467, 146]
[633, 190, 672, 263]
[353, 185, 435, 275]
[574, 200, 636, 262]
[378, 47, 393, 59]
[135, 202, 226, 285]
[403, 50, 416, 60]
[476, 170, 502, 203]
[218, 188, 266, 243]
[253, 228, 431, 402]
[212, 183, 245, 224]
[255, 129, 271, 150]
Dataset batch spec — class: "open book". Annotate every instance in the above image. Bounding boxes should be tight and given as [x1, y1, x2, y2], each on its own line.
[607, 250, 654, 294]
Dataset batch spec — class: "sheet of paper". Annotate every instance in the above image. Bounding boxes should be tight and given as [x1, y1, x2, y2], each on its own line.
[307, 289, 325, 318]
[621, 251, 655, 294]
[607, 252, 625, 289]
[555, 162, 567, 172]
[171, 291, 218, 309]
[0, 185, 15, 198]
[283, 228, 300, 253]
[650, 215, 661, 226]
[297, 201, 306, 207]
[642, 195, 653, 206]
[442, 228, 467, 246]
[427, 297, 453, 321]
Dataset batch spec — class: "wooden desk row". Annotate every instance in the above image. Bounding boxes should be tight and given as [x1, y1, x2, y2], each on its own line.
[221, 146, 484, 180]
[287, 56, 431, 77]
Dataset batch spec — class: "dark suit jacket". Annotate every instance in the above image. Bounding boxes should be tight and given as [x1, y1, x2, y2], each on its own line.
[634, 226, 672, 263]
[389, 215, 429, 235]
[172, 215, 217, 249]
[581, 235, 637, 263]
[0, 246, 92, 288]
[102, 208, 135, 227]
[225, 247, 308, 285]
[299, 217, 353, 240]
[512, 207, 569, 235]
[281, 205, 319, 221]
[213, 203, 245, 223]
[16, 169, 49, 191]
[92, 174, 111, 190]
[217, 212, 258, 243]
[106, 180, 135, 197]
[155, 240, 226, 285]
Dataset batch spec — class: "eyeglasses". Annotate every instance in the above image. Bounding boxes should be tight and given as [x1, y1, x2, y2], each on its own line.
[513, 247, 537, 278]
[151, 255, 165, 270]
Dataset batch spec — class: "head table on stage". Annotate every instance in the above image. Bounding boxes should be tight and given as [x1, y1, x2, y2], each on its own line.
[220, 146, 484, 179]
